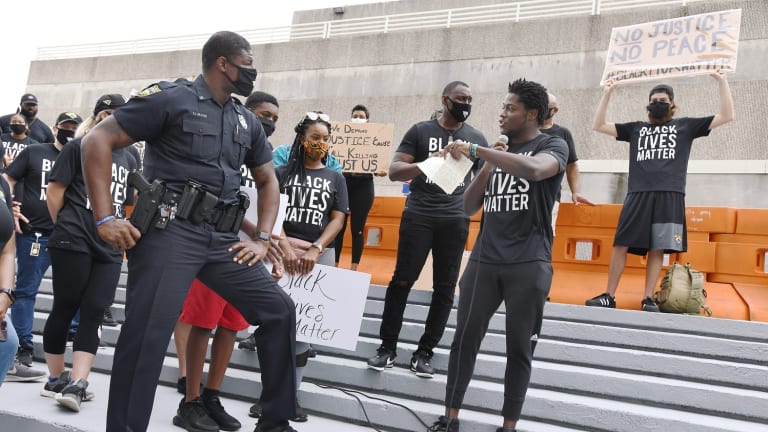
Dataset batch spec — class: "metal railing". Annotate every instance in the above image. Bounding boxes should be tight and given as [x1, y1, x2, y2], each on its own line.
[36, 0, 703, 60]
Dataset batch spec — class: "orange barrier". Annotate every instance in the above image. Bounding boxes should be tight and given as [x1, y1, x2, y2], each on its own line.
[324, 198, 768, 322]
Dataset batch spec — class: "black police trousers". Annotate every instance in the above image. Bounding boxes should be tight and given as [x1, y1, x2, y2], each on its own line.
[106, 220, 296, 432]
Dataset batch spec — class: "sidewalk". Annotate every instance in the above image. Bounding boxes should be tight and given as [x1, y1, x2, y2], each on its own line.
[0, 359, 378, 432]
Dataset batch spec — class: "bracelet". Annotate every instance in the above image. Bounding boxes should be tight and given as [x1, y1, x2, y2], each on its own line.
[95, 215, 116, 228]
[469, 143, 479, 159]
[0, 289, 15, 305]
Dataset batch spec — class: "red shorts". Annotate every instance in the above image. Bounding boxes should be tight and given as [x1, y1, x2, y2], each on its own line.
[179, 279, 249, 331]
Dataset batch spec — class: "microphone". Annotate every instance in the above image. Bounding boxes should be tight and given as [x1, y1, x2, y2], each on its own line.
[495, 135, 509, 148]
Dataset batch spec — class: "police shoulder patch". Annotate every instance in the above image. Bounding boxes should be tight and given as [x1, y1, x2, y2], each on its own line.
[136, 84, 162, 98]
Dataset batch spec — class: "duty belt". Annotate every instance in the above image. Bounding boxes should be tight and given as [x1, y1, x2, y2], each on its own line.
[157, 180, 250, 233]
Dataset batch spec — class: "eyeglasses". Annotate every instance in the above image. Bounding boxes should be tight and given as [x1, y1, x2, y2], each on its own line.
[304, 112, 330, 123]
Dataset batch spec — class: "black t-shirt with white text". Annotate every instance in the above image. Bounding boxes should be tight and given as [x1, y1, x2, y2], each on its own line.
[276, 165, 349, 243]
[397, 119, 488, 218]
[5, 143, 60, 234]
[1, 133, 38, 165]
[471, 133, 568, 264]
[616, 116, 713, 193]
[0, 115, 54, 144]
[47, 138, 138, 262]
[0, 178, 14, 250]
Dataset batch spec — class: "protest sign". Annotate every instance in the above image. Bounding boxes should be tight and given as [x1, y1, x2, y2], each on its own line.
[329, 121, 394, 174]
[277, 264, 370, 351]
[600, 9, 741, 85]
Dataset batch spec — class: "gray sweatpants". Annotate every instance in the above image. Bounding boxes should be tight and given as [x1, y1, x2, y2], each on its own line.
[445, 259, 551, 420]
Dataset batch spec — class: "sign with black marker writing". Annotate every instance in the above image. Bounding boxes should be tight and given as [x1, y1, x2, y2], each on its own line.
[329, 121, 394, 174]
[277, 264, 370, 350]
[600, 9, 741, 85]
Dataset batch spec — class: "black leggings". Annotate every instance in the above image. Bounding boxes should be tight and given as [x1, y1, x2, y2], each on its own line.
[445, 260, 551, 421]
[43, 249, 121, 355]
[334, 174, 374, 264]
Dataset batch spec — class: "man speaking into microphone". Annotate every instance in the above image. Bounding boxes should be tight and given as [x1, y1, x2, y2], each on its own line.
[429, 79, 568, 432]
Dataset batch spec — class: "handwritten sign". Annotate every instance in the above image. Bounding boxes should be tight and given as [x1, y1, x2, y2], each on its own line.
[329, 121, 394, 174]
[600, 9, 741, 85]
[276, 264, 370, 351]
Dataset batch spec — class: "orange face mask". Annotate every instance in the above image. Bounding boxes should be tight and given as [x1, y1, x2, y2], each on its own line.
[303, 140, 329, 161]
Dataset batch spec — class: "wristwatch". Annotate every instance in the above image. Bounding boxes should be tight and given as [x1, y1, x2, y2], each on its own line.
[254, 231, 271, 242]
[310, 241, 324, 253]
[0, 288, 15, 305]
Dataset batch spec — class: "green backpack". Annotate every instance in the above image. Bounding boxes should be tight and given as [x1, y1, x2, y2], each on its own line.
[653, 262, 713, 316]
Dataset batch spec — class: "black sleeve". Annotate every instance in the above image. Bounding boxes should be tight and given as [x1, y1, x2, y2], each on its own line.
[48, 140, 81, 187]
[5, 146, 31, 180]
[395, 124, 421, 158]
[615, 122, 639, 143]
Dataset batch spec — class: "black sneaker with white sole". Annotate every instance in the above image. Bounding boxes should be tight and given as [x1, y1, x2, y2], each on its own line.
[366, 346, 396, 371]
[55, 379, 89, 412]
[410, 350, 434, 378]
[585, 292, 616, 308]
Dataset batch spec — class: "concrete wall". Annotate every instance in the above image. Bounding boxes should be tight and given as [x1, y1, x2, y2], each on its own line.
[25, 0, 767, 206]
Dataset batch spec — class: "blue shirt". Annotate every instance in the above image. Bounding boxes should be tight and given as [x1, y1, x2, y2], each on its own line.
[113, 75, 273, 203]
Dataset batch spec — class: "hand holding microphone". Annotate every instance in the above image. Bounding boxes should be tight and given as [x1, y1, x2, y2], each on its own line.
[491, 135, 509, 152]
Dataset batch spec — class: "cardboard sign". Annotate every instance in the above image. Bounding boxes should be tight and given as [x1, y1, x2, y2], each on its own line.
[329, 121, 394, 174]
[600, 9, 741, 85]
[276, 264, 370, 351]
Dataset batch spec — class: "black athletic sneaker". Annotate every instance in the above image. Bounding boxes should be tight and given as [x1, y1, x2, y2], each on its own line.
[366, 346, 396, 371]
[41, 370, 71, 398]
[641, 297, 660, 312]
[254, 420, 297, 432]
[427, 416, 459, 431]
[16, 345, 33, 367]
[237, 332, 257, 351]
[585, 293, 616, 308]
[55, 379, 89, 412]
[102, 307, 118, 327]
[172, 397, 219, 432]
[410, 350, 434, 378]
[202, 391, 241, 431]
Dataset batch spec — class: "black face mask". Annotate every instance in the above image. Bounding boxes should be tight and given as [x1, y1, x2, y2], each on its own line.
[447, 98, 471, 123]
[10, 124, 26, 135]
[56, 128, 75, 144]
[225, 63, 258, 97]
[259, 117, 275, 137]
[647, 101, 671, 119]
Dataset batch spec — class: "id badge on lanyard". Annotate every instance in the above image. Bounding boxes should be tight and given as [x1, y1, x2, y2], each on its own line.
[30, 232, 41, 257]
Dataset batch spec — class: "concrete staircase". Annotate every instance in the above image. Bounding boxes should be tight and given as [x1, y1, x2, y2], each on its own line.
[27, 264, 768, 431]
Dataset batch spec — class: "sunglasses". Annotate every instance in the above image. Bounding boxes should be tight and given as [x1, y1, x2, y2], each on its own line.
[304, 112, 330, 123]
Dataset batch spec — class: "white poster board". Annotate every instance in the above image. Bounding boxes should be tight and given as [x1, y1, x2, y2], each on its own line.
[600, 9, 741, 85]
[276, 264, 370, 351]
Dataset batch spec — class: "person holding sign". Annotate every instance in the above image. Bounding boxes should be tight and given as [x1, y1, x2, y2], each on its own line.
[586, 71, 734, 312]
[248, 111, 349, 423]
[367, 81, 487, 379]
[333, 105, 387, 271]
[430, 78, 568, 432]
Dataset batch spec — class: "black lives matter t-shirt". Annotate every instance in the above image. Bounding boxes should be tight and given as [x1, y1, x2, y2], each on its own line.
[616, 116, 713, 194]
[5, 143, 60, 234]
[1, 133, 38, 165]
[47, 138, 138, 262]
[397, 119, 488, 218]
[471, 133, 568, 264]
[276, 166, 349, 243]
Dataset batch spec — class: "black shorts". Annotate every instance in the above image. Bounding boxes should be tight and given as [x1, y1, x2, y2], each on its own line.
[613, 191, 687, 256]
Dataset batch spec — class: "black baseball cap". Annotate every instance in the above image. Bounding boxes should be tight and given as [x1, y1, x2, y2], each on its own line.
[56, 112, 83, 126]
[649, 84, 674, 101]
[93, 94, 127, 116]
[20, 93, 38, 105]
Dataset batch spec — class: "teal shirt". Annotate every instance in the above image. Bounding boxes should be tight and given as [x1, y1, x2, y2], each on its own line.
[272, 144, 343, 173]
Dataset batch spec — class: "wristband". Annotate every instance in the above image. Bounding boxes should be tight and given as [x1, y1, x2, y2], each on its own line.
[0, 289, 15, 305]
[96, 215, 116, 228]
[469, 143, 479, 159]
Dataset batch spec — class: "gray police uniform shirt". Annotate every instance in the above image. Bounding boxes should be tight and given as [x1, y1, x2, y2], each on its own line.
[616, 116, 714, 194]
[5, 142, 60, 234]
[47, 138, 138, 263]
[276, 165, 349, 244]
[471, 133, 568, 265]
[397, 119, 488, 219]
[112, 76, 272, 204]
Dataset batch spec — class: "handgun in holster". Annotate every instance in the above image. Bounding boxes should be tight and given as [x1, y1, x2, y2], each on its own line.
[215, 191, 250, 233]
[127, 171, 166, 234]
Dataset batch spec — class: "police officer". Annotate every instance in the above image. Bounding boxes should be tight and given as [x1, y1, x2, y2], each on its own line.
[81, 31, 297, 432]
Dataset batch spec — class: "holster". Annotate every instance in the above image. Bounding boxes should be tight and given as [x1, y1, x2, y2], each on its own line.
[174, 179, 250, 233]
